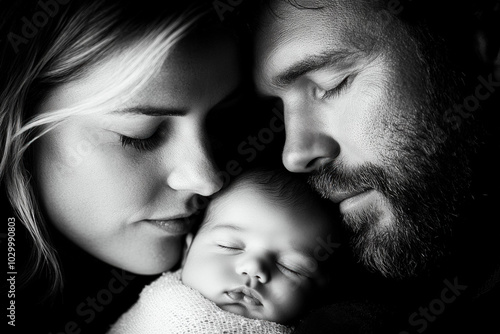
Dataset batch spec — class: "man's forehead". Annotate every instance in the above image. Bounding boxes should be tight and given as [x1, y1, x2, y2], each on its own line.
[254, 0, 373, 91]
[256, 1, 348, 46]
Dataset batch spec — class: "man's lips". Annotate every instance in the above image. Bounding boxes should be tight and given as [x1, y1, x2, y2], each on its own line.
[328, 189, 371, 203]
[339, 189, 379, 213]
[226, 287, 263, 306]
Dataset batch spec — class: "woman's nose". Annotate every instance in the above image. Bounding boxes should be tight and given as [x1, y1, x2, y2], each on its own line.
[166, 135, 223, 197]
[236, 256, 270, 284]
[282, 115, 340, 173]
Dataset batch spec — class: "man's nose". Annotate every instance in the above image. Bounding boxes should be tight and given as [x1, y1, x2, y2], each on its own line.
[282, 113, 340, 173]
[236, 256, 270, 285]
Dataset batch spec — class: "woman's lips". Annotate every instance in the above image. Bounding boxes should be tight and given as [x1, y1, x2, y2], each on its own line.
[226, 287, 263, 306]
[144, 216, 194, 235]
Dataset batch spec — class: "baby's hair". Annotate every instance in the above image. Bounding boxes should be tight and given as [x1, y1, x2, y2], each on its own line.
[222, 166, 337, 214]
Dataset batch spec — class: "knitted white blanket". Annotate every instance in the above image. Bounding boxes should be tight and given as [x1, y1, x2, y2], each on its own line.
[107, 270, 294, 334]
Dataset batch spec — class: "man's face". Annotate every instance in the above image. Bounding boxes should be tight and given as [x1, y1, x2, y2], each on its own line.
[254, 0, 472, 278]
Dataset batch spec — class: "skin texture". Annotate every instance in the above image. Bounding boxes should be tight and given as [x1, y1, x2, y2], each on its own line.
[254, 0, 473, 278]
[34, 33, 240, 275]
[181, 180, 334, 324]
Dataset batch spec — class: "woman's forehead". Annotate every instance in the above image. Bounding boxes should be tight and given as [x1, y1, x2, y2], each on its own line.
[38, 33, 240, 116]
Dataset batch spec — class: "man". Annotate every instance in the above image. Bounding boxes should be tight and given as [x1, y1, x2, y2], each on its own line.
[252, 0, 499, 332]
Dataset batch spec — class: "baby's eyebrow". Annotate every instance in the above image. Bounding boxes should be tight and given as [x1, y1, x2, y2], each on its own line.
[199, 222, 245, 234]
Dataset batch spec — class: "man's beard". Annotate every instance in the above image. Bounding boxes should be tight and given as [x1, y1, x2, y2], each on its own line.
[309, 156, 462, 279]
[308, 59, 476, 279]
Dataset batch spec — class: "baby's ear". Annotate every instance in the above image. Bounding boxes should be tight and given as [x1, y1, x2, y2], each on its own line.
[181, 233, 194, 267]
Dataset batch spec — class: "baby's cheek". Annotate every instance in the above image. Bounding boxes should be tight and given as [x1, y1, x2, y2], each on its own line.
[267, 279, 312, 322]
[181, 248, 223, 301]
[180, 252, 198, 288]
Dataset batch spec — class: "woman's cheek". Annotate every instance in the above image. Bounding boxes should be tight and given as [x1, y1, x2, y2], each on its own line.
[36, 124, 158, 264]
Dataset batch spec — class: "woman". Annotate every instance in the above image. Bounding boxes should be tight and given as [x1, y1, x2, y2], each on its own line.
[0, 0, 245, 331]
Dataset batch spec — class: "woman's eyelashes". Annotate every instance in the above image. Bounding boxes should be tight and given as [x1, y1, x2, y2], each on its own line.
[120, 125, 165, 152]
[120, 132, 162, 151]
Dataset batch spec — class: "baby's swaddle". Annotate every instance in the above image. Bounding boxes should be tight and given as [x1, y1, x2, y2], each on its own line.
[108, 270, 294, 334]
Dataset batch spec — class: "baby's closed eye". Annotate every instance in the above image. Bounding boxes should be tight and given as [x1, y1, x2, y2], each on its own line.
[216, 243, 244, 252]
[276, 262, 313, 279]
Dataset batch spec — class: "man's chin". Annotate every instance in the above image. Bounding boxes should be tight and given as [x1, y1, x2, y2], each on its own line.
[344, 207, 444, 279]
[319, 188, 427, 278]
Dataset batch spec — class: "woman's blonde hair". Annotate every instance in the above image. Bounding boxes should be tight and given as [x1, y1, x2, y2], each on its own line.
[0, 0, 220, 297]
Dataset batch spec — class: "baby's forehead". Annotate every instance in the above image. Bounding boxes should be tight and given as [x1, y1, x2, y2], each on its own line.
[197, 172, 334, 232]
[206, 178, 316, 214]
[199, 203, 333, 248]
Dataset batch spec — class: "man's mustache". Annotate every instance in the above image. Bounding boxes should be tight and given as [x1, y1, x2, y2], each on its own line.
[308, 160, 396, 199]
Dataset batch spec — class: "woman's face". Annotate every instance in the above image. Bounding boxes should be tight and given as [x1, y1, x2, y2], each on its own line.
[34, 33, 240, 274]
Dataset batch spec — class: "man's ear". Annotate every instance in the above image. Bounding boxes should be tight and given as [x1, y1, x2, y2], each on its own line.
[181, 233, 194, 267]
[473, 4, 500, 79]
[475, 31, 500, 80]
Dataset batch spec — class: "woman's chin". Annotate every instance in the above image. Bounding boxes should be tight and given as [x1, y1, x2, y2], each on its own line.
[97, 237, 184, 275]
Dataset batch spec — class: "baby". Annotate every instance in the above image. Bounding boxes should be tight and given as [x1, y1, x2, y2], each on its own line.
[109, 168, 340, 334]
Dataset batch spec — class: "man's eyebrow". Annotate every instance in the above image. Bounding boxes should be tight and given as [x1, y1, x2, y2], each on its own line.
[112, 106, 188, 116]
[273, 49, 361, 88]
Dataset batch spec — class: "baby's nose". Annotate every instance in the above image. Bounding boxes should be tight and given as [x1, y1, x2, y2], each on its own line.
[236, 256, 270, 284]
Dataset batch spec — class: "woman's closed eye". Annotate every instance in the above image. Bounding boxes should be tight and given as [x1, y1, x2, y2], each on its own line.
[120, 130, 163, 152]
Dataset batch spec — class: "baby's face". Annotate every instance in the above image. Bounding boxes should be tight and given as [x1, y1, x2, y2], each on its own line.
[181, 182, 335, 323]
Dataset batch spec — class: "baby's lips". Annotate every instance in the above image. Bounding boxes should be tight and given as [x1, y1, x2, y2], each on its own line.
[227, 290, 262, 306]
[243, 294, 262, 306]
[227, 291, 241, 300]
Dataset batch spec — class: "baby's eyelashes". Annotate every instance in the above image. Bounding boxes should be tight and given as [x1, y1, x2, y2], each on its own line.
[276, 263, 312, 280]
[217, 244, 243, 252]
[214, 241, 315, 281]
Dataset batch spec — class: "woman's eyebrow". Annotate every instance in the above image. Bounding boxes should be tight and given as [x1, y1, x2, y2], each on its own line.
[112, 106, 188, 116]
